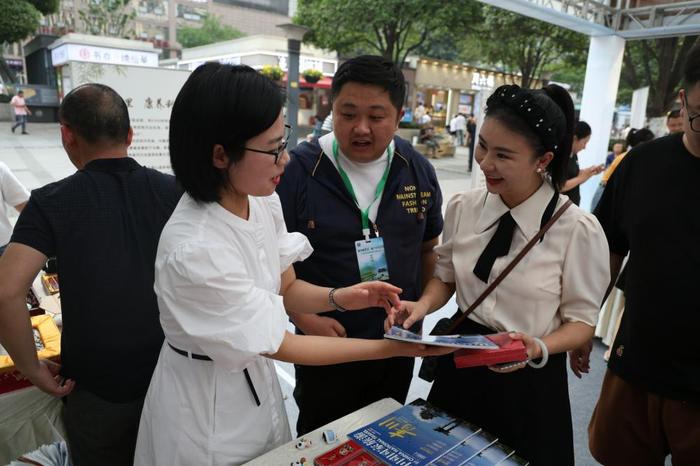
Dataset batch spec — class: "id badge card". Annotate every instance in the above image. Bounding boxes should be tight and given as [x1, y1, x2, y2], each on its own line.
[355, 237, 390, 282]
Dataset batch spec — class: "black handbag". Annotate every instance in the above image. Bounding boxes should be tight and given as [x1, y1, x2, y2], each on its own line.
[418, 199, 573, 382]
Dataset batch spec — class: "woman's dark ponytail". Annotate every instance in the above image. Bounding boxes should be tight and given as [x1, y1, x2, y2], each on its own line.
[542, 84, 575, 191]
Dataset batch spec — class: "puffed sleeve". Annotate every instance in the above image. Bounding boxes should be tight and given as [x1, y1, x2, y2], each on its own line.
[267, 192, 313, 272]
[559, 213, 610, 326]
[433, 193, 465, 283]
[155, 241, 288, 372]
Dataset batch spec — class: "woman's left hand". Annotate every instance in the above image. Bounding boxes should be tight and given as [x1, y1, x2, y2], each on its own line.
[334, 282, 402, 314]
[487, 332, 542, 374]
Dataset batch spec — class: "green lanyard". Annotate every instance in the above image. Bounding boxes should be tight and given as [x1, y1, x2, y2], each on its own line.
[332, 138, 392, 240]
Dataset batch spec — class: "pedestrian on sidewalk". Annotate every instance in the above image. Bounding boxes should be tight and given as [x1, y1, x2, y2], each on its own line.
[10, 90, 31, 135]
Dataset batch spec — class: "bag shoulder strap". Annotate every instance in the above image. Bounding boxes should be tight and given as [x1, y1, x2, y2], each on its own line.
[442, 198, 573, 335]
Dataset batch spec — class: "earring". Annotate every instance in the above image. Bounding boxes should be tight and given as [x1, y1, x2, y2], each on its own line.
[536, 167, 543, 173]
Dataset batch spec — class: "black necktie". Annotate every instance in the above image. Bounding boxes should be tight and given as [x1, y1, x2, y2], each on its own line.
[473, 212, 516, 283]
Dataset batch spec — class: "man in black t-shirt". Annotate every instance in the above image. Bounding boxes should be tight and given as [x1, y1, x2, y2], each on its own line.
[573, 46, 700, 466]
[0, 84, 181, 465]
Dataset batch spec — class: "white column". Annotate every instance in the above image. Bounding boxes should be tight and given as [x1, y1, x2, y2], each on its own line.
[577, 35, 626, 211]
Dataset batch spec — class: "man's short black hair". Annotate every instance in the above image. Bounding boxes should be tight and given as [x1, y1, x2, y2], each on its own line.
[17, 90, 24, 95]
[667, 109, 681, 119]
[684, 44, 700, 88]
[59, 83, 130, 144]
[574, 120, 592, 139]
[331, 55, 406, 113]
[169, 63, 284, 203]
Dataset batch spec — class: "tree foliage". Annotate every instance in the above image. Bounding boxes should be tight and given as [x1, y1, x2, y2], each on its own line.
[475, 6, 588, 89]
[294, 0, 479, 65]
[619, 35, 698, 116]
[0, 0, 48, 45]
[177, 14, 245, 49]
[78, 0, 136, 38]
[29, 0, 60, 15]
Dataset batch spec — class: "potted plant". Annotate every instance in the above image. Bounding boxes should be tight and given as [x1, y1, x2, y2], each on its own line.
[260, 65, 284, 82]
[302, 69, 323, 83]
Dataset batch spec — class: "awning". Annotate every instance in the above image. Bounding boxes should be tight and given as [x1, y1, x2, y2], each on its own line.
[281, 73, 332, 89]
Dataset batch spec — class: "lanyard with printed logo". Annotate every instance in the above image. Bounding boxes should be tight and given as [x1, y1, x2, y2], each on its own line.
[332, 138, 392, 240]
[332, 138, 392, 282]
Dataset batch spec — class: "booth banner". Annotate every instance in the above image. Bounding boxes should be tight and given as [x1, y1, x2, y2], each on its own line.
[66, 62, 191, 174]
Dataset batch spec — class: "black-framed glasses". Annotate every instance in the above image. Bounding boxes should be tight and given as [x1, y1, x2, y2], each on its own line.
[683, 93, 700, 133]
[244, 124, 291, 164]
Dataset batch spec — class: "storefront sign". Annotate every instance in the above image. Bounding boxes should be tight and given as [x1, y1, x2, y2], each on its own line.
[51, 43, 159, 68]
[471, 72, 495, 90]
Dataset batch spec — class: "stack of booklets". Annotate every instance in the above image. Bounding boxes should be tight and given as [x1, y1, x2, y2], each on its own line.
[384, 327, 527, 368]
[314, 399, 528, 465]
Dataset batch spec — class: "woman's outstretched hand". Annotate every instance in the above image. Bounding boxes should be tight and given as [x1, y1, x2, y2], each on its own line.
[334, 281, 402, 314]
[384, 300, 429, 332]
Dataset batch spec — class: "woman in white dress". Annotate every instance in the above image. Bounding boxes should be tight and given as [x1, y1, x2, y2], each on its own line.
[134, 63, 451, 466]
[387, 84, 610, 465]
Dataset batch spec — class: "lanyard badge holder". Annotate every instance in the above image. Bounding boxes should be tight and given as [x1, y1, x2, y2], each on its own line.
[333, 139, 391, 282]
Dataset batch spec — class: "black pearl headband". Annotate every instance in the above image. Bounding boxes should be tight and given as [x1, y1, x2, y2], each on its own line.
[486, 84, 565, 152]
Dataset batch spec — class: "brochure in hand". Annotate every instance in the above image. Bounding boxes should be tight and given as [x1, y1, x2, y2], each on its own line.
[344, 399, 529, 466]
[384, 327, 499, 350]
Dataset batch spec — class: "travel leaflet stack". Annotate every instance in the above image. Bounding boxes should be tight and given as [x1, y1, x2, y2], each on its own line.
[343, 399, 528, 465]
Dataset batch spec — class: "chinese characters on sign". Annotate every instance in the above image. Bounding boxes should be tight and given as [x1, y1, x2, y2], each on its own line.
[51, 44, 159, 68]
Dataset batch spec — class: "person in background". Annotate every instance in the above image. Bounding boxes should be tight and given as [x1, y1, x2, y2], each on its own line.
[10, 90, 31, 135]
[388, 83, 609, 465]
[455, 112, 467, 147]
[605, 142, 625, 169]
[578, 43, 700, 466]
[277, 55, 444, 437]
[666, 109, 683, 134]
[560, 120, 604, 206]
[590, 128, 655, 212]
[466, 114, 477, 171]
[0, 84, 183, 465]
[0, 161, 29, 256]
[420, 124, 440, 158]
[321, 112, 333, 134]
[449, 114, 459, 144]
[414, 101, 426, 123]
[312, 114, 324, 139]
[133, 63, 449, 465]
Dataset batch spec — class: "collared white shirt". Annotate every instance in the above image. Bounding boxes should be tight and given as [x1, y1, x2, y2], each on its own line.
[434, 181, 610, 338]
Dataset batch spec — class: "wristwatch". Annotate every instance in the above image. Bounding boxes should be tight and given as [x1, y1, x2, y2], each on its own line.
[328, 288, 349, 312]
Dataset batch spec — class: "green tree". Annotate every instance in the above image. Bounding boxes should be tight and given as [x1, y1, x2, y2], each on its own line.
[618, 35, 698, 116]
[0, 0, 59, 85]
[177, 14, 245, 49]
[294, 0, 480, 65]
[78, 0, 136, 38]
[475, 6, 588, 89]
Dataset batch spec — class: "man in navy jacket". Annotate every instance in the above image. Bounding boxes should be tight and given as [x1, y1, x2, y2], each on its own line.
[277, 55, 444, 435]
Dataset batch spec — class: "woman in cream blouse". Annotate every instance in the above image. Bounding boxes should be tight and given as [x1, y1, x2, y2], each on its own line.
[390, 84, 610, 465]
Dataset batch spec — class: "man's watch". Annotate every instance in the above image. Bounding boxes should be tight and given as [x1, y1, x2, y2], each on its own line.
[328, 288, 349, 312]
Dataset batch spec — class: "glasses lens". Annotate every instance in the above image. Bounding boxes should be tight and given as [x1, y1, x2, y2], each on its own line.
[692, 117, 700, 133]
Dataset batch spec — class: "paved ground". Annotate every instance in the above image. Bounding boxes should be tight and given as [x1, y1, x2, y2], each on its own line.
[1, 123, 614, 465]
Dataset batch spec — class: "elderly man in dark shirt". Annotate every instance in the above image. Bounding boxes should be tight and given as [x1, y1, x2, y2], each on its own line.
[0, 84, 181, 465]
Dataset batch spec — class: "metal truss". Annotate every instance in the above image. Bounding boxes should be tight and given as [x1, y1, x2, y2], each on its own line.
[481, 0, 700, 39]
